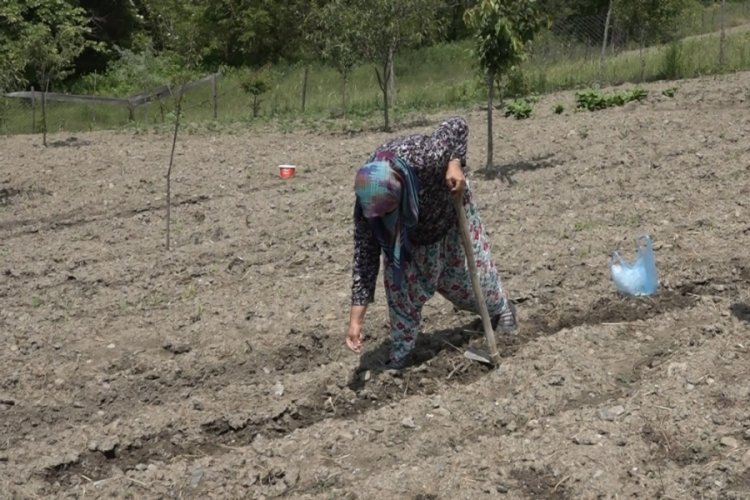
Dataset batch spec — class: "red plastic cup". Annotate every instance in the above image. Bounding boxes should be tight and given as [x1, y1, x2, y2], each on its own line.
[279, 164, 296, 179]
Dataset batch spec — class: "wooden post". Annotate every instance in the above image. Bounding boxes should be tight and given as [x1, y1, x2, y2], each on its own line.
[301, 65, 309, 113]
[42, 80, 48, 147]
[212, 74, 218, 120]
[31, 86, 36, 133]
[127, 100, 135, 122]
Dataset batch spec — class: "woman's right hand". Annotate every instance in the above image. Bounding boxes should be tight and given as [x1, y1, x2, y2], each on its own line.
[346, 323, 364, 353]
[346, 305, 368, 353]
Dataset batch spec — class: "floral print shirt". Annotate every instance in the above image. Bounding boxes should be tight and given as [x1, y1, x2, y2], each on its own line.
[351, 116, 469, 305]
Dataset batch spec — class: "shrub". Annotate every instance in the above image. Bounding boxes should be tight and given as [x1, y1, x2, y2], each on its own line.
[504, 98, 533, 119]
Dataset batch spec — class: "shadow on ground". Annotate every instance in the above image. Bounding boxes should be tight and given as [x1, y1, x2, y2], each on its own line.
[476, 153, 561, 185]
[731, 303, 750, 323]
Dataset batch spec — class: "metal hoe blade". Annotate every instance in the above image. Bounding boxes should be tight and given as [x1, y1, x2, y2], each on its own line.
[463, 346, 493, 364]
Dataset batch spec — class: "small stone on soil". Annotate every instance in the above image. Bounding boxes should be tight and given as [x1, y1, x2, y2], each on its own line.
[720, 436, 739, 448]
[273, 381, 285, 397]
[162, 340, 191, 354]
[573, 431, 600, 445]
[401, 417, 416, 429]
[598, 405, 626, 421]
[190, 467, 205, 488]
[434, 408, 451, 418]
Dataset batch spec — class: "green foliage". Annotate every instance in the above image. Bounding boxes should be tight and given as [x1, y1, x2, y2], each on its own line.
[1, 0, 97, 89]
[74, 40, 181, 96]
[575, 88, 649, 111]
[240, 69, 273, 117]
[662, 87, 677, 98]
[498, 65, 530, 98]
[350, 0, 443, 129]
[504, 98, 533, 119]
[659, 41, 684, 80]
[136, 0, 206, 74]
[553, 103, 565, 114]
[305, 0, 360, 79]
[464, 0, 549, 80]
[616, 0, 692, 45]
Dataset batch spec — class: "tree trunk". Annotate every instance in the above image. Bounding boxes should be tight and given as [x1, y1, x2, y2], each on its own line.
[383, 70, 390, 132]
[486, 72, 494, 169]
[375, 64, 391, 132]
[301, 65, 309, 113]
[166, 84, 185, 251]
[342, 72, 349, 117]
[387, 46, 396, 107]
[599, 0, 614, 84]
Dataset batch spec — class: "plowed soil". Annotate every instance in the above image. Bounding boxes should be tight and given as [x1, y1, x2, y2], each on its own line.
[1, 72, 749, 499]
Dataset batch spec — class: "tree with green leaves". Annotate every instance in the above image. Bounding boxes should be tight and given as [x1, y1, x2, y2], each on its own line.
[306, 0, 361, 115]
[464, 0, 547, 168]
[353, 0, 443, 131]
[1, 0, 96, 145]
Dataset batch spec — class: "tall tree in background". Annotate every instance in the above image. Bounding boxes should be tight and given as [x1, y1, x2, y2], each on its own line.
[306, 0, 360, 115]
[465, 0, 547, 168]
[354, 0, 443, 131]
[75, 0, 143, 75]
[5, 0, 97, 145]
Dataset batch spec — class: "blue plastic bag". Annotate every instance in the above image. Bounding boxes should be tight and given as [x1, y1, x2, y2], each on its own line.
[609, 235, 659, 296]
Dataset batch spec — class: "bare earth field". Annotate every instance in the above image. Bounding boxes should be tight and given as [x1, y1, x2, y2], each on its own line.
[1, 72, 749, 499]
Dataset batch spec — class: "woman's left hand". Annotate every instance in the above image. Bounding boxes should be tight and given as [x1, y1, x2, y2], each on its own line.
[445, 159, 465, 198]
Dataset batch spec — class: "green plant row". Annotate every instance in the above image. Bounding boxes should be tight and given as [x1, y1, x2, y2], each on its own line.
[574, 88, 649, 111]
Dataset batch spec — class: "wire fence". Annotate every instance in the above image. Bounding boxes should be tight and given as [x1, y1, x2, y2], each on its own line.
[2, 1, 750, 136]
[525, 0, 750, 93]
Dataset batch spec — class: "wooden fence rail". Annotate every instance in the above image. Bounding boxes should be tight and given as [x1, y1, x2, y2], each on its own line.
[3, 73, 222, 129]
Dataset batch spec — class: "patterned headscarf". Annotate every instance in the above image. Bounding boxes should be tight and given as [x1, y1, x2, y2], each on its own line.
[354, 151, 420, 285]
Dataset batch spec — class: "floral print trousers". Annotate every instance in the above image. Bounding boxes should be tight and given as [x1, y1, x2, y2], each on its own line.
[383, 192, 512, 366]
